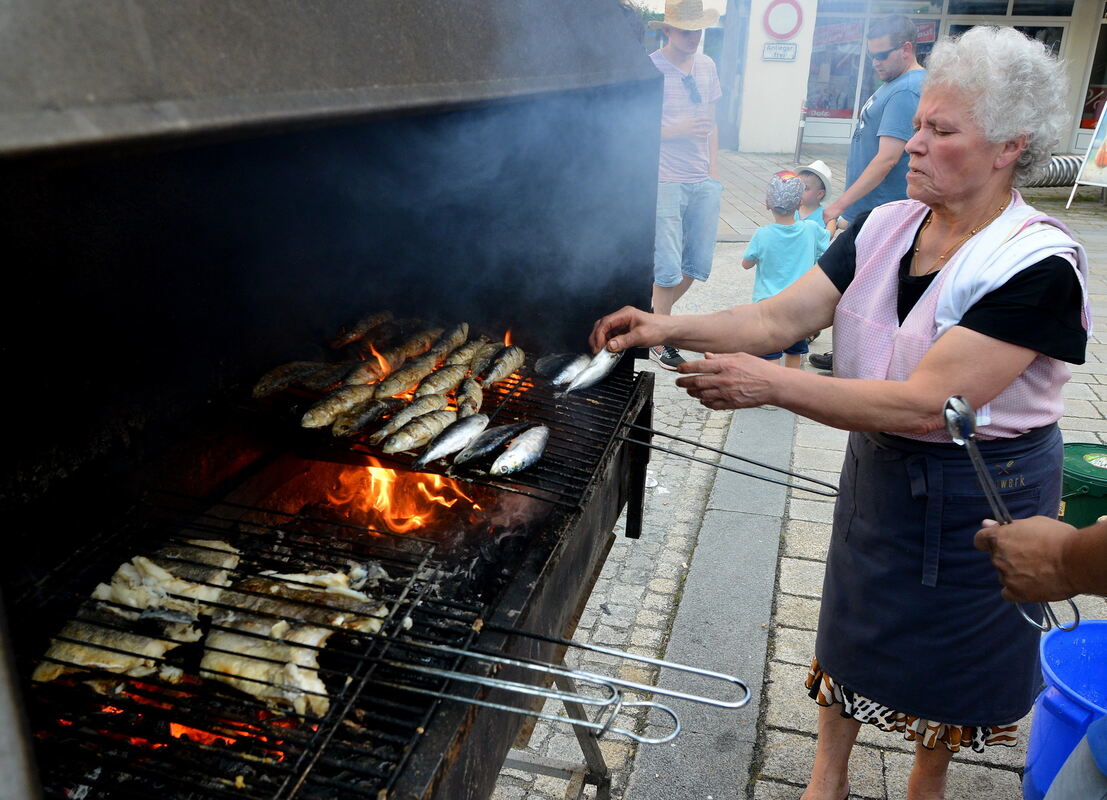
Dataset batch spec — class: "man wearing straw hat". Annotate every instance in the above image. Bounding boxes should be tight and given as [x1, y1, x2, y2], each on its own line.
[646, 0, 723, 370]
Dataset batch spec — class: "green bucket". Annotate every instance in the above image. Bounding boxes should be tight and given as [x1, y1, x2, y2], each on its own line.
[1060, 443, 1107, 529]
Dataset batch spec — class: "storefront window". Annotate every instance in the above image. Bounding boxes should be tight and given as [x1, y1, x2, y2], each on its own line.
[947, 0, 1008, 14]
[806, 17, 865, 119]
[1083, 25, 1107, 129]
[1011, 0, 1074, 15]
[818, 0, 869, 14]
[870, 0, 942, 13]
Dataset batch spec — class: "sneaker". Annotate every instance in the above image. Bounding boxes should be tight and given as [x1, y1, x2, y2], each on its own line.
[649, 345, 686, 371]
[809, 351, 833, 371]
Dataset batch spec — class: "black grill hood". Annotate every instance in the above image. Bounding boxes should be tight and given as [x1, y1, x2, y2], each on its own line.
[0, 0, 656, 156]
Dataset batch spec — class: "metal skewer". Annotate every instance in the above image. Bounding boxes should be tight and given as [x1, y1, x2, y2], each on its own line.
[943, 395, 1079, 632]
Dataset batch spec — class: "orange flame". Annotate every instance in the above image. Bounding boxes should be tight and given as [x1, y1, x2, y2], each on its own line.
[327, 459, 478, 533]
[369, 343, 390, 377]
[169, 723, 238, 748]
[503, 329, 513, 346]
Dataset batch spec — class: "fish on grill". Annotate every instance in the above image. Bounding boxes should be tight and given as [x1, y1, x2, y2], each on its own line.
[490, 425, 550, 475]
[343, 356, 391, 386]
[537, 353, 592, 386]
[425, 323, 469, 361]
[298, 362, 356, 393]
[343, 326, 443, 386]
[445, 337, 490, 368]
[331, 396, 406, 438]
[468, 341, 506, 380]
[562, 349, 623, 395]
[252, 361, 331, 399]
[381, 410, 457, 454]
[33, 540, 241, 683]
[200, 570, 391, 717]
[330, 310, 394, 349]
[415, 364, 468, 398]
[479, 345, 526, 388]
[456, 377, 483, 418]
[301, 385, 378, 428]
[412, 414, 490, 469]
[453, 421, 534, 466]
[367, 394, 449, 446]
[372, 353, 439, 398]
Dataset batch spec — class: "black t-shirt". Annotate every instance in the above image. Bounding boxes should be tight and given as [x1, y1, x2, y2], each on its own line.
[817, 210, 1086, 364]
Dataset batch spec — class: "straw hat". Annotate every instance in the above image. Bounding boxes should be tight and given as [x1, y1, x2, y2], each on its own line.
[648, 0, 720, 31]
[799, 160, 833, 192]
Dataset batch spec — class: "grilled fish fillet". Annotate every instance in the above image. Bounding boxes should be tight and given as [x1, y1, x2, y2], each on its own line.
[200, 571, 389, 717]
[33, 540, 241, 683]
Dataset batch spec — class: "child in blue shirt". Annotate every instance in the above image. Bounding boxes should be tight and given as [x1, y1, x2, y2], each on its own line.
[795, 159, 832, 225]
[742, 171, 830, 368]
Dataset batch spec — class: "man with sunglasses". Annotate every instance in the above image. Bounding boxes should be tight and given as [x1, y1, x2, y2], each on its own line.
[812, 15, 924, 373]
[646, 0, 723, 370]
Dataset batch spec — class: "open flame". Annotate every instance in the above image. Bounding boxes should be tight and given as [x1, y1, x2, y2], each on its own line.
[503, 329, 513, 346]
[327, 459, 479, 533]
[368, 343, 390, 377]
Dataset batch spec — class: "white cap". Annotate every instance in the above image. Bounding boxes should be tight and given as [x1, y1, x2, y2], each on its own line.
[799, 159, 833, 192]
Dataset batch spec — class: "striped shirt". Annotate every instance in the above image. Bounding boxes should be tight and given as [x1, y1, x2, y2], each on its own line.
[650, 49, 722, 183]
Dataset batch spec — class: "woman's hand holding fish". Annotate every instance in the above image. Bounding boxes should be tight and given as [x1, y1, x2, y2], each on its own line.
[675, 352, 777, 411]
[589, 306, 671, 355]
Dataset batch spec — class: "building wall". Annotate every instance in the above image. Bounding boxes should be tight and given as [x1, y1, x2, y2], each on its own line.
[737, 0, 820, 152]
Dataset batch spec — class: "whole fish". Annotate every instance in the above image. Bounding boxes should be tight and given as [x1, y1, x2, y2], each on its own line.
[446, 336, 490, 367]
[456, 377, 483, 418]
[367, 394, 449, 446]
[330, 310, 393, 349]
[331, 396, 405, 438]
[562, 349, 623, 395]
[412, 414, 490, 469]
[299, 362, 357, 392]
[468, 341, 505, 380]
[343, 340, 413, 385]
[453, 422, 534, 466]
[373, 353, 439, 398]
[425, 323, 469, 361]
[252, 361, 330, 399]
[537, 353, 592, 386]
[382, 411, 457, 454]
[490, 425, 550, 475]
[480, 345, 526, 388]
[415, 364, 468, 398]
[397, 326, 444, 360]
[301, 385, 378, 428]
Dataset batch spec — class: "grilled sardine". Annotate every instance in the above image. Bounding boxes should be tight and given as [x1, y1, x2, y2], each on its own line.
[252, 361, 331, 399]
[426, 323, 469, 361]
[480, 345, 526, 388]
[468, 341, 505, 379]
[456, 377, 483, 418]
[372, 353, 439, 398]
[445, 337, 490, 367]
[381, 410, 457, 454]
[415, 365, 468, 398]
[301, 385, 378, 428]
[330, 310, 393, 349]
[413, 414, 490, 469]
[298, 362, 355, 393]
[367, 394, 449, 446]
[490, 425, 550, 475]
[331, 396, 405, 438]
[453, 422, 534, 466]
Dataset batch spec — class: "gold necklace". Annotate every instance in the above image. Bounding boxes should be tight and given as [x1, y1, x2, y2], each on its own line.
[912, 200, 1010, 275]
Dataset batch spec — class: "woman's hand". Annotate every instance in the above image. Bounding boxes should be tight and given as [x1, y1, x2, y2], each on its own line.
[589, 306, 670, 354]
[675, 352, 777, 410]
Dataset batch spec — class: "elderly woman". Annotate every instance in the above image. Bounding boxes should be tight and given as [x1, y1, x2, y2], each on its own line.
[591, 27, 1090, 800]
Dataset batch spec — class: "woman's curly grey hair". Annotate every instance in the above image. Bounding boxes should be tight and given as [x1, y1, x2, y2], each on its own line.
[922, 26, 1068, 185]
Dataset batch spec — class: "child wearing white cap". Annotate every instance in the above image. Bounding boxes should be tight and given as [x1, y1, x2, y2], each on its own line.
[795, 159, 833, 226]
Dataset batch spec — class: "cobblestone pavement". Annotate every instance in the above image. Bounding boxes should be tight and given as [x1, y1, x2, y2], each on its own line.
[493, 150, 1107, 800]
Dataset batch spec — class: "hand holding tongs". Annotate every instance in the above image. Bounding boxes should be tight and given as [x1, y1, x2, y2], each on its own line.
[944, 396, 1079, 632]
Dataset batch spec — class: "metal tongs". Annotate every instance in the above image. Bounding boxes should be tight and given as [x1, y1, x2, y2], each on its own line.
[944, 396, 1079, 632]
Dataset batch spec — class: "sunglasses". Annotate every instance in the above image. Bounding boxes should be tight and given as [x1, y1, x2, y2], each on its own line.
[868, 44, 901, 62]
[682, 73, 702, 104]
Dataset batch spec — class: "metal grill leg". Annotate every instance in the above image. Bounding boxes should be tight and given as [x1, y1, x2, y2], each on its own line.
[502, 675, 611, 800]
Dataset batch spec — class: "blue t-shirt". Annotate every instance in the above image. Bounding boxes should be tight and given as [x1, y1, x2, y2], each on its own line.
[796, 205, 825, 224]
[1088, 714, 1107, 774]
[745, 219, 830, 303]
[843, 68, 926, 222]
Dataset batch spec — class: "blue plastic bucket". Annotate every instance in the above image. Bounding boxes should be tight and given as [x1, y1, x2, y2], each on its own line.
[1023, 620, 1107, 800]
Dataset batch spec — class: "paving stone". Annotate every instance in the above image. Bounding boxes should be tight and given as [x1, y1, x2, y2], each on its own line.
[778, 558, 826, 599]
[759, 729, 885, 798]
[763, 660, 818, 734]
[884, 750, 1024, 799]
[786, 497, 836, 525]
[775, 593, 821, 631]
[782, 518, 833, 560]
[772, 625, 817, 667]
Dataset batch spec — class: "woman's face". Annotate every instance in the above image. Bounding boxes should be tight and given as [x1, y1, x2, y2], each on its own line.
[904, 85, 1017, 209]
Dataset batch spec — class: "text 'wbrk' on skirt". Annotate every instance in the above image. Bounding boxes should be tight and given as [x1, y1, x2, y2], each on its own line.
[805, 658, 1020, 753]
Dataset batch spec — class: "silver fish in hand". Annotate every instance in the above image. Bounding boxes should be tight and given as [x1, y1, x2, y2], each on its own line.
[412, 414, 490, 469]
[490, 425, 550, 475]
[537, 353, 592, 386]
[562, 349, 623, 395]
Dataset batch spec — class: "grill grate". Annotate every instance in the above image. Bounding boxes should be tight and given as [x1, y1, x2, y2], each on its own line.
[22, 499, 486, 800]
[261, 356, 645, 508]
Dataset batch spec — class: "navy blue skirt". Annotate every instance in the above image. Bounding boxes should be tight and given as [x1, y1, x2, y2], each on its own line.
[815, 424, 1062, 726]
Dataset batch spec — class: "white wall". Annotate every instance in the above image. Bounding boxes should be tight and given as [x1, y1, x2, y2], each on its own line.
[737, 0, 819, 153]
